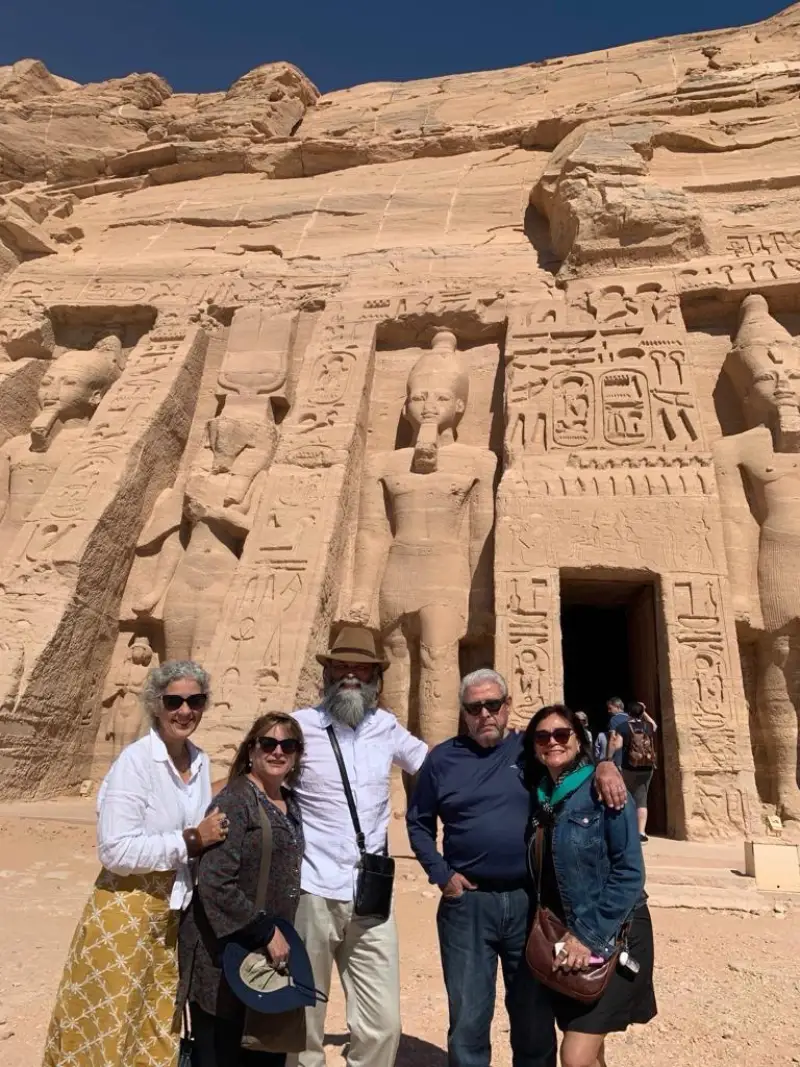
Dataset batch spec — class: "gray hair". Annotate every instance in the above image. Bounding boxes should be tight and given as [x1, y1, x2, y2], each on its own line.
[141, 660, 211, 724]
[459, 668, 508, 705]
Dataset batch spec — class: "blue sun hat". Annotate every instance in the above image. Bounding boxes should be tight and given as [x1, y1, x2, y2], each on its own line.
[222, 918, 327, 1015]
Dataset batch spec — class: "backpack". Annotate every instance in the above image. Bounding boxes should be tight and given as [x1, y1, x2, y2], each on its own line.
[624, 719, 656, 769]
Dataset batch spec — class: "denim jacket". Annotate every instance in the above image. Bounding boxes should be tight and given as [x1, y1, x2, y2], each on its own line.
[528, 775, 646, 960]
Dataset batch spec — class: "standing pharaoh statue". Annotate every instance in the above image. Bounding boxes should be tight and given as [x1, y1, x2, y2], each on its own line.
[0, 335, 122, 551]
[714, 294, 800, 825]
[349, 329, 497, 745]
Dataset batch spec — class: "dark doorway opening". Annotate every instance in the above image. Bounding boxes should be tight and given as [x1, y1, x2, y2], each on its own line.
[560, 573, 667, 837]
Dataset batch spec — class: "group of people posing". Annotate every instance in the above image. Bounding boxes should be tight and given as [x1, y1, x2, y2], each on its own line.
[43, 624, 656, 1067]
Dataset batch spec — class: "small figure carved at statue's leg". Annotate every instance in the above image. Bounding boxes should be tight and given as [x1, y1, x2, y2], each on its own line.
[757, 631, 800, 825]
[382, 622, 417, 814]
[418, 604, 464, 748]
[382, 623, 412, 730]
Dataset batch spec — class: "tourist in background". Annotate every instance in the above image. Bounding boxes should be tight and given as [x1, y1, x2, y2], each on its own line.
[407, 670, 627, 1067]
[290, 625, 428, 1067]
[575, 711, 592, 750]
[43, 661, 227, 1067]
[523, 705, 656, 1067]
[608, 701, 658, 842]
[593, 698, 624, 763]
[178, 712, 305, 1067]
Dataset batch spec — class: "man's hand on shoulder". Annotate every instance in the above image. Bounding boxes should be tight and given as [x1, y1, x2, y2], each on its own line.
[594, 761, 626, 811]
[441, 872, 477, 899]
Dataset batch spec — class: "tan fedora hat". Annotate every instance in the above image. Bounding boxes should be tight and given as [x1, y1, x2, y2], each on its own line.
[316, 625, 389, 669]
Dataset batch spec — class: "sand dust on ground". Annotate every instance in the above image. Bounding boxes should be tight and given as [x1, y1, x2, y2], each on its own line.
[1, 816, 798, 1067]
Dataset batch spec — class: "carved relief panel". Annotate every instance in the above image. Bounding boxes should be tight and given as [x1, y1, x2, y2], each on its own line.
[201, 313, 378, 769]
[505, 281, 702, 464]
[662, 574, 758, 836]
[0, 319, 208, 798]
[495, 546, 561, 729]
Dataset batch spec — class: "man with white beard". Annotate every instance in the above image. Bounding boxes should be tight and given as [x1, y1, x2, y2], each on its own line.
[290, 625, 428, 1067]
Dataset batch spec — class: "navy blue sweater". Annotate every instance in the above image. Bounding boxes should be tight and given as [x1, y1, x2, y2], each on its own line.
[406, 732, 529, 888]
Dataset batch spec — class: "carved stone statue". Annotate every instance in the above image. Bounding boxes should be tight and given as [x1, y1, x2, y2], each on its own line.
[349, 329, 497, 745]
[0, 335, 122, 551]
[714, 294, 800, 825]
[133, 398, 276, 661]
[99, 635, 154, 760]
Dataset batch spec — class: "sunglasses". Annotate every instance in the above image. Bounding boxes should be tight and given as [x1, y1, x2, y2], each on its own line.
[462, 698, 506, 716]
[255, 736, 302, 755]
[161, 693, 208, 712]
[533, 728, 574, 746]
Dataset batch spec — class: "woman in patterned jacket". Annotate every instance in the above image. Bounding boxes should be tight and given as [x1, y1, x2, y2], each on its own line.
[43, 661, 228, 1067]
[177, 711, 305, 1067]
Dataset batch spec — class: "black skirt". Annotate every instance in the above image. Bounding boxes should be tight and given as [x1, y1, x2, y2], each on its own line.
[547, 904, 657, 1035]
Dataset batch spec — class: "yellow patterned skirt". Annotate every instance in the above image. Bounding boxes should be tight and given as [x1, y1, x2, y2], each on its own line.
[42, 869, 180, 1067]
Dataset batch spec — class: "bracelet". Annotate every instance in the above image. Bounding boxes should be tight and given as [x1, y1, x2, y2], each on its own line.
[183, 827, 203, 858]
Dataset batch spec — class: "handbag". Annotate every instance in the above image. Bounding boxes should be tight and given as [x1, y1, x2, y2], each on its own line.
[177, 1004, 193, 1067]
[326, 724, 395, 921]
[525, 825, 626, 1004]
[240, 796, 308, 1054]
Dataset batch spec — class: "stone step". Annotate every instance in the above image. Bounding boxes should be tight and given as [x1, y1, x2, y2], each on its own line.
[645, 863, 749, 890]
[646, 881, 770, 913]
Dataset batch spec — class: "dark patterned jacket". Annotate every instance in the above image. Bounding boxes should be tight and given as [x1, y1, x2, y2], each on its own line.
[177, 776, 304, 1020]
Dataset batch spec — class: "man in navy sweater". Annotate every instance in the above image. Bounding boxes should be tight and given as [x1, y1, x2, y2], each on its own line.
[406, 668, 626, 1067]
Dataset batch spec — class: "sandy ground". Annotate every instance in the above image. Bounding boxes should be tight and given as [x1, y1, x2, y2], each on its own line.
[1, 815, 799, 1067]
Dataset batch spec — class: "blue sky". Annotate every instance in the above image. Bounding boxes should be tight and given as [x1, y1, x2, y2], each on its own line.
[1, 1, 788, 95]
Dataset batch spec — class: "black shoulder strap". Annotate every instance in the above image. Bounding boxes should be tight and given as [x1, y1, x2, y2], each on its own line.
[326, 724, 366, 854]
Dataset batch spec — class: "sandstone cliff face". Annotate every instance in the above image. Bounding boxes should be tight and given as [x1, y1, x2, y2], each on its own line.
[1, 5, 800, 840]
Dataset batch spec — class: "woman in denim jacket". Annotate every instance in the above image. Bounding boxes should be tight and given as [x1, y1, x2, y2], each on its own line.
[523, 705, 656, 1067]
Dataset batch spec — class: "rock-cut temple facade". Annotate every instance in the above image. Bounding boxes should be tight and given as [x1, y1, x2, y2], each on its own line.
[2, 4, 800, 840]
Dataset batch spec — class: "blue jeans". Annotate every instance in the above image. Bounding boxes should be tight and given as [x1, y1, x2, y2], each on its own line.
[437, 888, 556, 1067]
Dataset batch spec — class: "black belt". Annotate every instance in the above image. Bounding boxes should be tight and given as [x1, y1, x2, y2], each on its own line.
[469, 877, 529, 893]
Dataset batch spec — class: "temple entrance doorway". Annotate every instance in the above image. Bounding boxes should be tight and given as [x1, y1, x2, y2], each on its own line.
[560, 572, 668, 837]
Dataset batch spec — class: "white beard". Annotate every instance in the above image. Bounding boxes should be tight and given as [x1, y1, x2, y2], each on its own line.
[322, 677, 379, 728]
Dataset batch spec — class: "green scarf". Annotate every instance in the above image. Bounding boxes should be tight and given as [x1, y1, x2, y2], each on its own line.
[537, 762, 595, 809]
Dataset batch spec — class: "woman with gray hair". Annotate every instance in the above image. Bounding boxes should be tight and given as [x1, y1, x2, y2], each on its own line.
[43, 660, 228, 1067]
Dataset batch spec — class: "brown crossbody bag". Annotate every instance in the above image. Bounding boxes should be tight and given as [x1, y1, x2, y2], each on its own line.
[525, 825, 627, 1004]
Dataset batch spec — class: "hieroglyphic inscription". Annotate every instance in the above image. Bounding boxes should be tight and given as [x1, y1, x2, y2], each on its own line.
[504, 339, 701, 458]
[666, 574, 758, 835]
[275, 321, 376, 468]
[670, 577, 740, 769]
[724, 231, 800, 258]
[495, 569, 559, 729]
[570, 281, 682, 330]
[678, 256, 800, 295]
[505, 285, 701, 461]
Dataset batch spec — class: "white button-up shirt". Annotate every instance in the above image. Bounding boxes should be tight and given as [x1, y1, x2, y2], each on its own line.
[293, 706, 428, 901]
[96, 728, 211, 911]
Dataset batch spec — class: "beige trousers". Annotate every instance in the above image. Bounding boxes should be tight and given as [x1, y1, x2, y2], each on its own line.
[288, 891, 401, 1067]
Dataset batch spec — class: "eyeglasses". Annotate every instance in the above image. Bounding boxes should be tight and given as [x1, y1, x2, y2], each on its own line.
[462, 698, 506, 716]
[161, 693, 208, 712]
[255, 736, 302, 755]
[533, 728, 574, 746]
